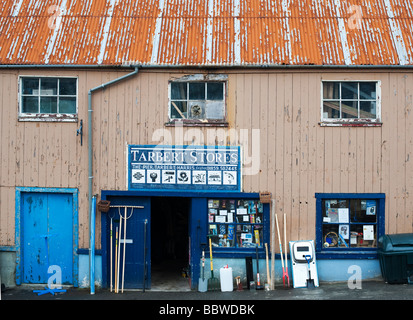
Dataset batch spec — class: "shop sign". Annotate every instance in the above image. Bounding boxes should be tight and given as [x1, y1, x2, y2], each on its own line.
[128, 145, 241, 192]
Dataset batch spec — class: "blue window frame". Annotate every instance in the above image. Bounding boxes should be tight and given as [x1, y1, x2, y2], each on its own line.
[315, 193, 385, 258]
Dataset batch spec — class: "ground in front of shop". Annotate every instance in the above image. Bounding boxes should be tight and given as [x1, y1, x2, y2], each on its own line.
[2, 280, 413, 300]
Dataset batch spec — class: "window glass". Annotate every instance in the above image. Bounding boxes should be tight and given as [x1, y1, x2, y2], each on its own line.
[207, 82, 224, 100]
[170, 101, 187, 119]
[59, 97, 77, 113]
[22, 96, 38, 113]
[20, 77, 77, 117]
[189, 82, 205, 100]
[360, 101, 376, 118]
[169, 80, 226, 121]
[323, 82, 339, 100]
[321, 198, 378, 249]
[59, 78, 77, 95]
[40, 78, 57, 95]
[341, 82, 358, 100]
[171, 82, 187, 100]
[323, 101, 340, 118]
[40, 97, 57, 113]
[322, 81, 378, 122]
[341, 100, 358, 118]
[22, 78, 39, 95]
[208, 199, 263, 248]
[360, 82, 376, 100]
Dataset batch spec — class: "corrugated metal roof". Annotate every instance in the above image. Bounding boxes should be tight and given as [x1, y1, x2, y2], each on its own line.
[0, 0, 412, 66]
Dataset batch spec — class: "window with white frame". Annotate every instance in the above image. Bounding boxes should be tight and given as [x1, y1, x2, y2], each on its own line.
[322, 81, 380, 124]
[19, 77, 77, 120]
[169, 80, 226, 122]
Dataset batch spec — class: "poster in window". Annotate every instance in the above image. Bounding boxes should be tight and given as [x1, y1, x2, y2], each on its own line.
[366, 200, 376, 215]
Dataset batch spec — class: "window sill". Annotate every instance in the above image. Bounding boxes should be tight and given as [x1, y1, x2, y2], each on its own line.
[18, 114, 78, 122]
[319, 120, 382, 127]
[165, 119, 229, 127]
[316, 250, 378, 259]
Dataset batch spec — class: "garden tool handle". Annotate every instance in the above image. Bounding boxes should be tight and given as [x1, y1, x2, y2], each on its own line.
[209, 238, 213, 271]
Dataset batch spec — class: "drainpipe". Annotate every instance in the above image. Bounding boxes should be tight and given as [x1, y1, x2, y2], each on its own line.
[87, 66, 139, 293]
[90, 195, 96, 294]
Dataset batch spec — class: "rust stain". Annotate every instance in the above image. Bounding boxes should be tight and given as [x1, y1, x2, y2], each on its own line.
[0, 0, 412, 66]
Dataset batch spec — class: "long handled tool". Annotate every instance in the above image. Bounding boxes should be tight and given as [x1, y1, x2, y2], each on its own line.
[198, 247, 208, 292]
[110, 215, 113, 292]
[270, 200, 276, 290]
[265, 243, 271, 290]
[275, 214, 286, 288]
[116, 208, 122, 293]
[143, 219, 148, 292]
[121, 207, 134, 293]
[121, 207, 127, 293]
[208, 238, 219, 291]
[114, 226, 118, 293]
[255, 245, 263, 290]
[283, 213, 290, 287]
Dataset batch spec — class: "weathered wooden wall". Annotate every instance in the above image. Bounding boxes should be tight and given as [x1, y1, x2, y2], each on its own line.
[1, 69, 412, 249]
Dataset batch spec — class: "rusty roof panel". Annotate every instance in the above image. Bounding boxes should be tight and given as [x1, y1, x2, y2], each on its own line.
[0, 0, 412, 66]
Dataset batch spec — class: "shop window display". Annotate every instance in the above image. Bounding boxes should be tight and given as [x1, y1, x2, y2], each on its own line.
[208, 199, 263, 248]
[316, 194, 384, 252]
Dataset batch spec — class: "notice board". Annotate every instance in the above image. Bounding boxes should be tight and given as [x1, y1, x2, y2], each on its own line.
[127, 145, 241, 192]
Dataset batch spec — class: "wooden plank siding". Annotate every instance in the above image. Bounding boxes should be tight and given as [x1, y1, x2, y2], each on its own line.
[1, 69, 413, 250]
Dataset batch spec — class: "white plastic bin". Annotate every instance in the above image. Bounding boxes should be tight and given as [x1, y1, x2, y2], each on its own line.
[219, 266, 233, 292]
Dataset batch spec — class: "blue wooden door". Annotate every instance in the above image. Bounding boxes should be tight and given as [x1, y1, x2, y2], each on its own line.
[106, 197, 151, 289]
[22, 192, 74, 285]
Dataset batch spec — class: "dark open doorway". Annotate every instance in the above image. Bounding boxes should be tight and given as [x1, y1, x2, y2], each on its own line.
[151, 197, 191, 290]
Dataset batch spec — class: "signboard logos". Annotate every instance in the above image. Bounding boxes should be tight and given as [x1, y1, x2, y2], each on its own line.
[128, 145, 241, 192]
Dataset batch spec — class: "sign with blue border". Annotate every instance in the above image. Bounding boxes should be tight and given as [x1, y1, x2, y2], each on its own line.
[128, 145, 241, 192]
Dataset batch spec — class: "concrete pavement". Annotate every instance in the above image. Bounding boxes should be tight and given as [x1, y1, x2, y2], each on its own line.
[2, 280, 412, 300]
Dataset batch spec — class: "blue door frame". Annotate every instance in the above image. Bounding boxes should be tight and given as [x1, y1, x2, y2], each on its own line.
[15, 187, 79, 287]
[101, 190, 269, 290]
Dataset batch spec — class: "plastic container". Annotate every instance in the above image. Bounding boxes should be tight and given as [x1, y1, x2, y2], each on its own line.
[219, 266, 233, 292]
[378, 233, 413, 284]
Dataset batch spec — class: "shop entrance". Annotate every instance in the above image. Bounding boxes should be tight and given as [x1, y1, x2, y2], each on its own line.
[151, 197, 191, 291]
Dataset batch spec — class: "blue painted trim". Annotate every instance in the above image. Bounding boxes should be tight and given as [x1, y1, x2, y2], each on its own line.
[0, 246, 17, 252]
[102, 189, 259, 199]
[15, 187, 79, 287]
[100, 190, 269, 289]
[78, 248, 102, 255]
[315, 193, 385, 259]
